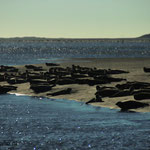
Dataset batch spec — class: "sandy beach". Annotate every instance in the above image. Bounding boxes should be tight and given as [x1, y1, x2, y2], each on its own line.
[1, 58, 150, 112]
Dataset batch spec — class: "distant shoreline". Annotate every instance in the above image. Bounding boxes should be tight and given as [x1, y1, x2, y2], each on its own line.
[0, 33, 150, 42]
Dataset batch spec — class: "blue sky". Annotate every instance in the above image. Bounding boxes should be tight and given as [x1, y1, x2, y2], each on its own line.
[0, 0, 150, 38]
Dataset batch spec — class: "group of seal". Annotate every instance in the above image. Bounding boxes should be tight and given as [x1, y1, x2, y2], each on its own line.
[114, 68, 150, 111]
[0, 63, 127, 95]
[1, 64, 150, 112]
[86, 80, 150, 111]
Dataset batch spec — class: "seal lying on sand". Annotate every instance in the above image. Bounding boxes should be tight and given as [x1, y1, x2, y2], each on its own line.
[0, 85, 17, 94]
[143, 67, 150, 73]
[116, 101, 149, 111]
[134, 92, 150, 100]
[45, 63, 60, 66]
[30, 84, 55, 93]
[47, 88, 72, 96]
[86, 95, 103, 104]
[116, 82, 150, 90]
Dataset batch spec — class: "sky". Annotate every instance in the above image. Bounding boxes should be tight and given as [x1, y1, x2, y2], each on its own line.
[0, 0, 150, 38]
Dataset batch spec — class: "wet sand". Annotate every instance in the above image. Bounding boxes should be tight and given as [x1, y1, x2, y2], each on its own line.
[1, 58, 150, 112]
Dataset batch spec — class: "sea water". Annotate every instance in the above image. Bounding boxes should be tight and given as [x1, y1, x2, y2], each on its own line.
[0, 40, 150, 65]
[0, 94, 150, 150]
[0, 40, 150, 149]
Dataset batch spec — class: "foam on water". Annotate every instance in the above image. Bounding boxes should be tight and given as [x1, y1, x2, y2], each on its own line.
[9, 93, 27, 96]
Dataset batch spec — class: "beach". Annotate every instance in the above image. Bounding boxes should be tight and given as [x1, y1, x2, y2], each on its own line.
[1, 57, 150, 112]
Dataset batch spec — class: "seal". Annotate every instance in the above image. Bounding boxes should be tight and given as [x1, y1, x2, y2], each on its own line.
[116, 101, 149, 111]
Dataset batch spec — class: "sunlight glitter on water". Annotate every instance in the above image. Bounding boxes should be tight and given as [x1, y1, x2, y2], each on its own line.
[0, 94, 150, 149]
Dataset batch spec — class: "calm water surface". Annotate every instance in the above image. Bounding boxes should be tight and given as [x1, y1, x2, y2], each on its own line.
[0, 94, 150, 150]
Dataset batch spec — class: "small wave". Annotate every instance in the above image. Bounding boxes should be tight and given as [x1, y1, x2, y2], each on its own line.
[9, 93, 27, 96]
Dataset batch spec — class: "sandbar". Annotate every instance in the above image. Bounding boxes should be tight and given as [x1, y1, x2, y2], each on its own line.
[1, 58, 150, 113]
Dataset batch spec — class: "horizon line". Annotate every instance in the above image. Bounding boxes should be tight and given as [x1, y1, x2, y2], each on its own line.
[0, 36, 142, 39]
[0, 33, 149, 40]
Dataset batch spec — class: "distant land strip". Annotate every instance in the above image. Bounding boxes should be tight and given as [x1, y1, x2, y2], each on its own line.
[0, 34, 150, 42]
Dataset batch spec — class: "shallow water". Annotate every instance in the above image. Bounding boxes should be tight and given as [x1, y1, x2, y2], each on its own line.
[0, 94, 150, 150]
